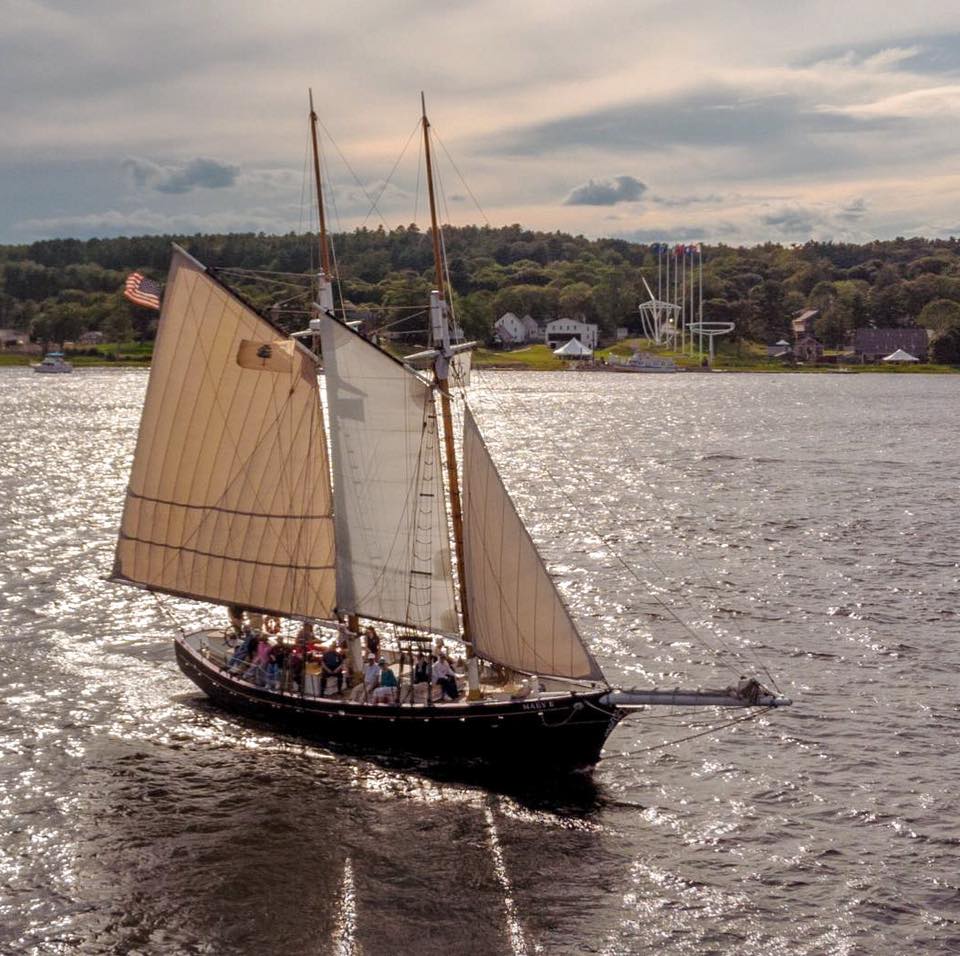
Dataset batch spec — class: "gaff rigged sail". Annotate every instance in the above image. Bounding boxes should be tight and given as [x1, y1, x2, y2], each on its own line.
[110, 245, 336, 620]
[319, 316, 458, 635]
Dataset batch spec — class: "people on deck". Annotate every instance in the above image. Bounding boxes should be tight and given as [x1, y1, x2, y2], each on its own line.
[372, 658, 399, 704]
[289, 645, 305, 693]
[432, 654, 459, 701]
[320, 644, 344, 697]
[363, 656, 381, 698]
[266, 642, 286, 691]
[296, 621, 315, 647]
[364, 625, 380, 660]
[244, 636, 271, 685]
[228, 625, 257, 671]
[413, 653, 431, 685]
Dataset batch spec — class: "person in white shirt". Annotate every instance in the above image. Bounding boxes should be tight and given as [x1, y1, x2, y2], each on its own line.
[432, 654, 459, 701]
[363, 656, 380, 699]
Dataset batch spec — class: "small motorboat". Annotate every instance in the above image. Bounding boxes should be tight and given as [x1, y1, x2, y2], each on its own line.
[33, 352, 73, 374]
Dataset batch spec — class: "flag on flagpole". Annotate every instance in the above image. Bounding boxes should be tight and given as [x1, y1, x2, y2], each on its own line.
[124, 272, 162, 310]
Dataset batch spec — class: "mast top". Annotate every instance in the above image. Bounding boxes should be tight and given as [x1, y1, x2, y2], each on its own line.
[308, 87, 332, 278]
[420, 93, 445, 300]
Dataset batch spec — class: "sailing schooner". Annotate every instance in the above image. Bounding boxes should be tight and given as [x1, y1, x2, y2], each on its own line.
[109, 96, 790, 773]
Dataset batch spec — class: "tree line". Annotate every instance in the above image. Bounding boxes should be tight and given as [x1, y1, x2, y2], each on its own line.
[2, 227, 960, 360]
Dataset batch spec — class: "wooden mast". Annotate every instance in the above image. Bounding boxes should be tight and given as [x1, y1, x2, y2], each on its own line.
[309, 90, 361, 667]
[309, 88, 332, 279]
[420, 94, 476, 675]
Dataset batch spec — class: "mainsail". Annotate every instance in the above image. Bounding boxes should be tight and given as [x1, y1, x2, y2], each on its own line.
[461, 407, 605, 682]
[319, 316, 458, 635]
[111, 246, 337, 619]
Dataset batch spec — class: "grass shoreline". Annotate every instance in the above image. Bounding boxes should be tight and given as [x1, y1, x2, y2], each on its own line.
[3, 340, 957, 374]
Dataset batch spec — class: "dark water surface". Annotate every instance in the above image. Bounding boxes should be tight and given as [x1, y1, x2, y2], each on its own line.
[2, 366, 958, 955]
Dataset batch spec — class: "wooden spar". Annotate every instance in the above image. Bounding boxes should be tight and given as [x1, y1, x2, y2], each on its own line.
[309, 88, 332, 279]
[420, 94, 475, 661]
[422, 94, 446, 301]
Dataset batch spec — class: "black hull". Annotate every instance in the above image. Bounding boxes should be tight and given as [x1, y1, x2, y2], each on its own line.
[174, 637, 624, 773]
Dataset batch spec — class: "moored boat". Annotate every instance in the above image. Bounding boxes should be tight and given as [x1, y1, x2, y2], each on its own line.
[608, 351, 678, 372]
[33, 352, 73, 373]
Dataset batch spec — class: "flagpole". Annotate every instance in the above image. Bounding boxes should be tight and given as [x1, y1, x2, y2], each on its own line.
[673, 246, 679, 350]
[699, 244, 704, 361]
[664, 246, 670, 348]
[657, 245, 661, 304]
[681, 248, 686, 357]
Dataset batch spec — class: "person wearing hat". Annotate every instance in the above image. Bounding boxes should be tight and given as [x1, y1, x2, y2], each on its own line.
[372, 658, 398, 704]
[363, 655, 381, 698]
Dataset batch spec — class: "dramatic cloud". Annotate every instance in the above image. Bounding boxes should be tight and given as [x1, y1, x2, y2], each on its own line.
[485, 89, 896, 158]
[3, 3, 960, 243]
[123, 157, 239, 194]
[563, 175, 646, 206]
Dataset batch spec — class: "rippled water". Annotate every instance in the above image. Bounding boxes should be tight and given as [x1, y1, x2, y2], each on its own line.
[2, 366, 958, 954]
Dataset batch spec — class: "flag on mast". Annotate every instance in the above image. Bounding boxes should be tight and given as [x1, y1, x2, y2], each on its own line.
[123, 273, 162, 310]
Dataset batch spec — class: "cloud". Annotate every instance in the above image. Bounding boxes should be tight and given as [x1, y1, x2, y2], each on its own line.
[650, 193, 725, 208]
[123, 157, 239, 194]
[563, 175, 646, 206]
[837, 197, 868, 221]
[485, 88, 895, 160]
[11, 206, 290, 240]
[820, 84, 960, 120]
[801, 33, 960, 75]
[762, 206, 821, 235]
[760, 197, 871, 238]
[615, 226, 714, 243]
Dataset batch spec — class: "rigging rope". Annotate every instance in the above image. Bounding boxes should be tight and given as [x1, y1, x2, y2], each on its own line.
[434, 130, 491, 228]
[609, 708, 765, 758]
[464, 371, 752, 688]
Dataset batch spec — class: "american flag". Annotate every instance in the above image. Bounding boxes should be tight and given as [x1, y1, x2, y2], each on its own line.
[124, 272, 162, 310]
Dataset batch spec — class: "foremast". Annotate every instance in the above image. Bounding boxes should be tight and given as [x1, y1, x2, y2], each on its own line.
[309, 88, 335, 318]
[420, 94, 482, 700]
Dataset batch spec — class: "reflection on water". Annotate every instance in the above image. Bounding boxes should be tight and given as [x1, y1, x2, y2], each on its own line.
[2, 367, 960, 954]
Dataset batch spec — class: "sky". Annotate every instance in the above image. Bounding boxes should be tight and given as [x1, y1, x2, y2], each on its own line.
[3, 0, 960, 247]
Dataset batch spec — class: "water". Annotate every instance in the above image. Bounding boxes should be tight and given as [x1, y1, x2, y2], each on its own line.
[1, 366, 958, 954]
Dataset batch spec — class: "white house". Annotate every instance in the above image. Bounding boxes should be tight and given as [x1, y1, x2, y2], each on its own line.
[520, 314, 542, 342]
[493, 312, 527, 345]
[544, 317, 598, 350]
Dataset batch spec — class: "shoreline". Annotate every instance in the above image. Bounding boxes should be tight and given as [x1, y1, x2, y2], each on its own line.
[2, 354, 956, 374]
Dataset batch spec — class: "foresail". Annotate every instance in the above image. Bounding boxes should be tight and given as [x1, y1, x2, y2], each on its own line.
[111, 246, 336, 620]
[462, 408, 604, 682]
[319, 317, 458, 635]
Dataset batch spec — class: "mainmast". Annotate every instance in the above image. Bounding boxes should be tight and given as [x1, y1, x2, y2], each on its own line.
[420, 94, 480, 697]
[309, 88, 335, 315]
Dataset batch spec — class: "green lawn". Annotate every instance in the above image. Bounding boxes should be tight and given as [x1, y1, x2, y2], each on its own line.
[473, 345, 566, 370]
[4, 337, 957, 373]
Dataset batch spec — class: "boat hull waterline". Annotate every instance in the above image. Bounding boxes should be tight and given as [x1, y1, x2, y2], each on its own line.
[174, 633, 625, 772]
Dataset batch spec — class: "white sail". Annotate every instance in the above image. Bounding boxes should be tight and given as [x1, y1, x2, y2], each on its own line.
[462, 407, 604, 682]
[319, 316, 458, 634]
[111, 246, 337, 620]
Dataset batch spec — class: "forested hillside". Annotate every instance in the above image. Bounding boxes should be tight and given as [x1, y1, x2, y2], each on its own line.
[3, 227, 960, 359]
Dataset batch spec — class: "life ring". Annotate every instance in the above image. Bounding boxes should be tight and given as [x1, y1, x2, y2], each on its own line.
[264, 616, 281, 635]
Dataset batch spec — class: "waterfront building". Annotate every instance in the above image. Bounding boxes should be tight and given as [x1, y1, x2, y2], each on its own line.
[544, 317, 598, 350]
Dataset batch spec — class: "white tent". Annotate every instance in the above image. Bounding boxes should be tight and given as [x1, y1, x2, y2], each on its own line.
[553, 338, 593, 358]
[882, 348, 919, 363]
